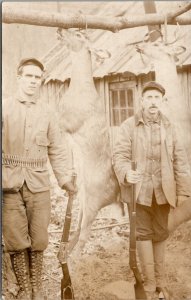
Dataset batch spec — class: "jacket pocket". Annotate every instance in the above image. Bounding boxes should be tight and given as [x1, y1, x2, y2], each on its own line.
[25, 168, 50, 191]
[36, 134, 50, 147]
[2, 165, 23, 192]
[36, 133, 50, 155]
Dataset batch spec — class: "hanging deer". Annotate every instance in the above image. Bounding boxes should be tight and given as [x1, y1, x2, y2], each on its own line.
[59, 29, 121, 250]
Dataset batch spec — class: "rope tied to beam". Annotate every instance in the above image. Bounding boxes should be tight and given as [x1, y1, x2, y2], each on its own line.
[69, 10, 87, 29]
[164, 14, 168, 44]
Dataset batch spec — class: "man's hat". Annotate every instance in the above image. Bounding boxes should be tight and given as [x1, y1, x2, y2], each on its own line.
[142, 81, 165, 96]
[17, 58, 44, 73]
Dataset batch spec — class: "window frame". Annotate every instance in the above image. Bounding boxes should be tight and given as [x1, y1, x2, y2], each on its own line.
[109, 80, 137, 126]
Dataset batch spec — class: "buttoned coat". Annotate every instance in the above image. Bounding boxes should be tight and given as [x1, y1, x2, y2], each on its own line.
[2, 95, 73, 193]
[113, 111, 191, 207]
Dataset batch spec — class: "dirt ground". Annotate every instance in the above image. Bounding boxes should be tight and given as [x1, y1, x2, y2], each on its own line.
[2, 189, 191, 300]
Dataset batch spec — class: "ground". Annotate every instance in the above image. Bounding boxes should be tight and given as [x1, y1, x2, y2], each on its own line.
[2, 189, 191, 300]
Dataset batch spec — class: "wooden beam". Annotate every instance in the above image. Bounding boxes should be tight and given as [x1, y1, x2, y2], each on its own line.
[143, 0, 161, 42]
[167, 2, 191, 19]
[2, 7, 191, 32]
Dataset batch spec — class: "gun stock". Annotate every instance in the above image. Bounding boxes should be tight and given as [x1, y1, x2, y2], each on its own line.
[61, 264, 75, 300]
[129, 161, 147, 299]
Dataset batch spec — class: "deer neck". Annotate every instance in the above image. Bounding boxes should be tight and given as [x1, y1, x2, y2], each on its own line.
[69, 47, 96, 92]
[153, 57, 183, 113]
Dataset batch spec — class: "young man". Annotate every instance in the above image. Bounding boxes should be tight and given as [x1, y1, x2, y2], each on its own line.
[113, 81, 191, 299]
[2, 58, 77, 300]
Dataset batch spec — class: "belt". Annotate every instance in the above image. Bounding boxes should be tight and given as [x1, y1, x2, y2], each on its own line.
[2, 154, 47, 168]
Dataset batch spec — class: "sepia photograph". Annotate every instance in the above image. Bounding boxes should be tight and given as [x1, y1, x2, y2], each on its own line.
[2, 1, 191, 300]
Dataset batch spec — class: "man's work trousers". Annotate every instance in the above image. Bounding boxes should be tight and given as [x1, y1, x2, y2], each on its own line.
[3, 182, 51, 252]
[136, 195, 170, 242]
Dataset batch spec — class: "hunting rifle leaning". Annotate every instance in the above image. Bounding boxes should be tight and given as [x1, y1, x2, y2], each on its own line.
[129, 161, 147, 299]
[57, 173, 77, 300]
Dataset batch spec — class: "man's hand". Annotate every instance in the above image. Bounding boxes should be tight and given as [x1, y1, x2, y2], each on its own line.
[126, 169, 143, 184]
[62, 181, 78, 194]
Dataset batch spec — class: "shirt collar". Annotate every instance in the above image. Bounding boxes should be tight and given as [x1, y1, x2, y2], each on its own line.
[135, 110, 170, 128]
[143, 112, 161, 125]
[16, 91, 38, 104]
[135, 110, 161, 125]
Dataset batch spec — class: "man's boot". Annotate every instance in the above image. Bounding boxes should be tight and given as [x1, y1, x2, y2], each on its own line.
[10, 250, 32, 300]
[153, 241, 171, 300]
[137, 240, 156, 300]
[29, 250, 44, 300]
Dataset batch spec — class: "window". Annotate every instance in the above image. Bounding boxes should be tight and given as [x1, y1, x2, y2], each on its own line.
[109, 81, 136, 126]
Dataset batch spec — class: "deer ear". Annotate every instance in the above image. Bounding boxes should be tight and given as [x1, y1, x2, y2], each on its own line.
[174, 46, 186, 56]
[173, 46, 186, 62]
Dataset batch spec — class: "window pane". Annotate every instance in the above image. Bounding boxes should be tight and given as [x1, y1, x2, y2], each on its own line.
[120, 90, 126, 107]
[127, 89, 133, 107]
[112, 91, 119, 108]
[126, 108, 133, 118]
[121, 109, 127, 123]
[113, 109, 119, 126]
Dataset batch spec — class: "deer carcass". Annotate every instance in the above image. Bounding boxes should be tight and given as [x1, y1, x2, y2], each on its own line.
[136, 33, 191, 233]
[59, 30, 121, 249]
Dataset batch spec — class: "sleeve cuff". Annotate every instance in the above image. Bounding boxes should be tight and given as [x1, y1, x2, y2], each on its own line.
[58, 176, 72, 188]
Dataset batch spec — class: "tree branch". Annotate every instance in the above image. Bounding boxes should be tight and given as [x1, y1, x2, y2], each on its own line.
[2, 7, 191, 32]
[167, 2, 191, 19]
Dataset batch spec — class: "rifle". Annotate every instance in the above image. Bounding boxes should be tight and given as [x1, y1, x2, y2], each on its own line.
[129, 161, 147, 299]
[57, 173, 77, 300]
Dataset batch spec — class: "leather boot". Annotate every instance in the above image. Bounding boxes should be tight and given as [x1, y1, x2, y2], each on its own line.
[137, 240, 156, 296]
[29, 251, 44, 300]
[10, 250, 32, 300]
[154, 241, 173, 300]
[156, 286, 172, 300]
[146, 291, 158, 300]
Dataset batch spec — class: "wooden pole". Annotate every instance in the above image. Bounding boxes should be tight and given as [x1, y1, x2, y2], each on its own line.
[2, 7, 191, 32]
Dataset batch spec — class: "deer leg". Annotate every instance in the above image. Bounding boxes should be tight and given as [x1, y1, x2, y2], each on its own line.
[168, 198, 191, 233]
[68, 207, 83, 253]
[77, 198, 101, 250]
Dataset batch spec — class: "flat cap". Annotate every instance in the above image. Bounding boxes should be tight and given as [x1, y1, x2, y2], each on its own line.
[142, 81, 165, 96]
[17, 58, 44, 73]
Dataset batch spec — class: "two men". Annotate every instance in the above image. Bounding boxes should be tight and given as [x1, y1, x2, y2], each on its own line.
[3, 58, 190, 300]
[2, 58, 76, 300]
[113, 81, 191, 299]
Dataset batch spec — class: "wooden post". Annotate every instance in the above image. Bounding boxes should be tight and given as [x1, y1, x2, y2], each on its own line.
[143, 0, 161, 41]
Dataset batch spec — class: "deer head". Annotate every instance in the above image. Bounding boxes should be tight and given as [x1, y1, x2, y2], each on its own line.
[57, 28, 111, 64]
[136, 27, 186, 63]
[57, 28, 89, 52]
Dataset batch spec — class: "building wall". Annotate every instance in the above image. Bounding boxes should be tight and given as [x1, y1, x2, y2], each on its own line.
[2, 2, 59, 97]
[179, 66, 191, 109]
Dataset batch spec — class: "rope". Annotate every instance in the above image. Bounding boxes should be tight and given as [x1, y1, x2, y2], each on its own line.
[164, 14, 168, 45]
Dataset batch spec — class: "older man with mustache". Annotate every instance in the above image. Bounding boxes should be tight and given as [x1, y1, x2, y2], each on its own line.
[113, 81, 191, 300]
